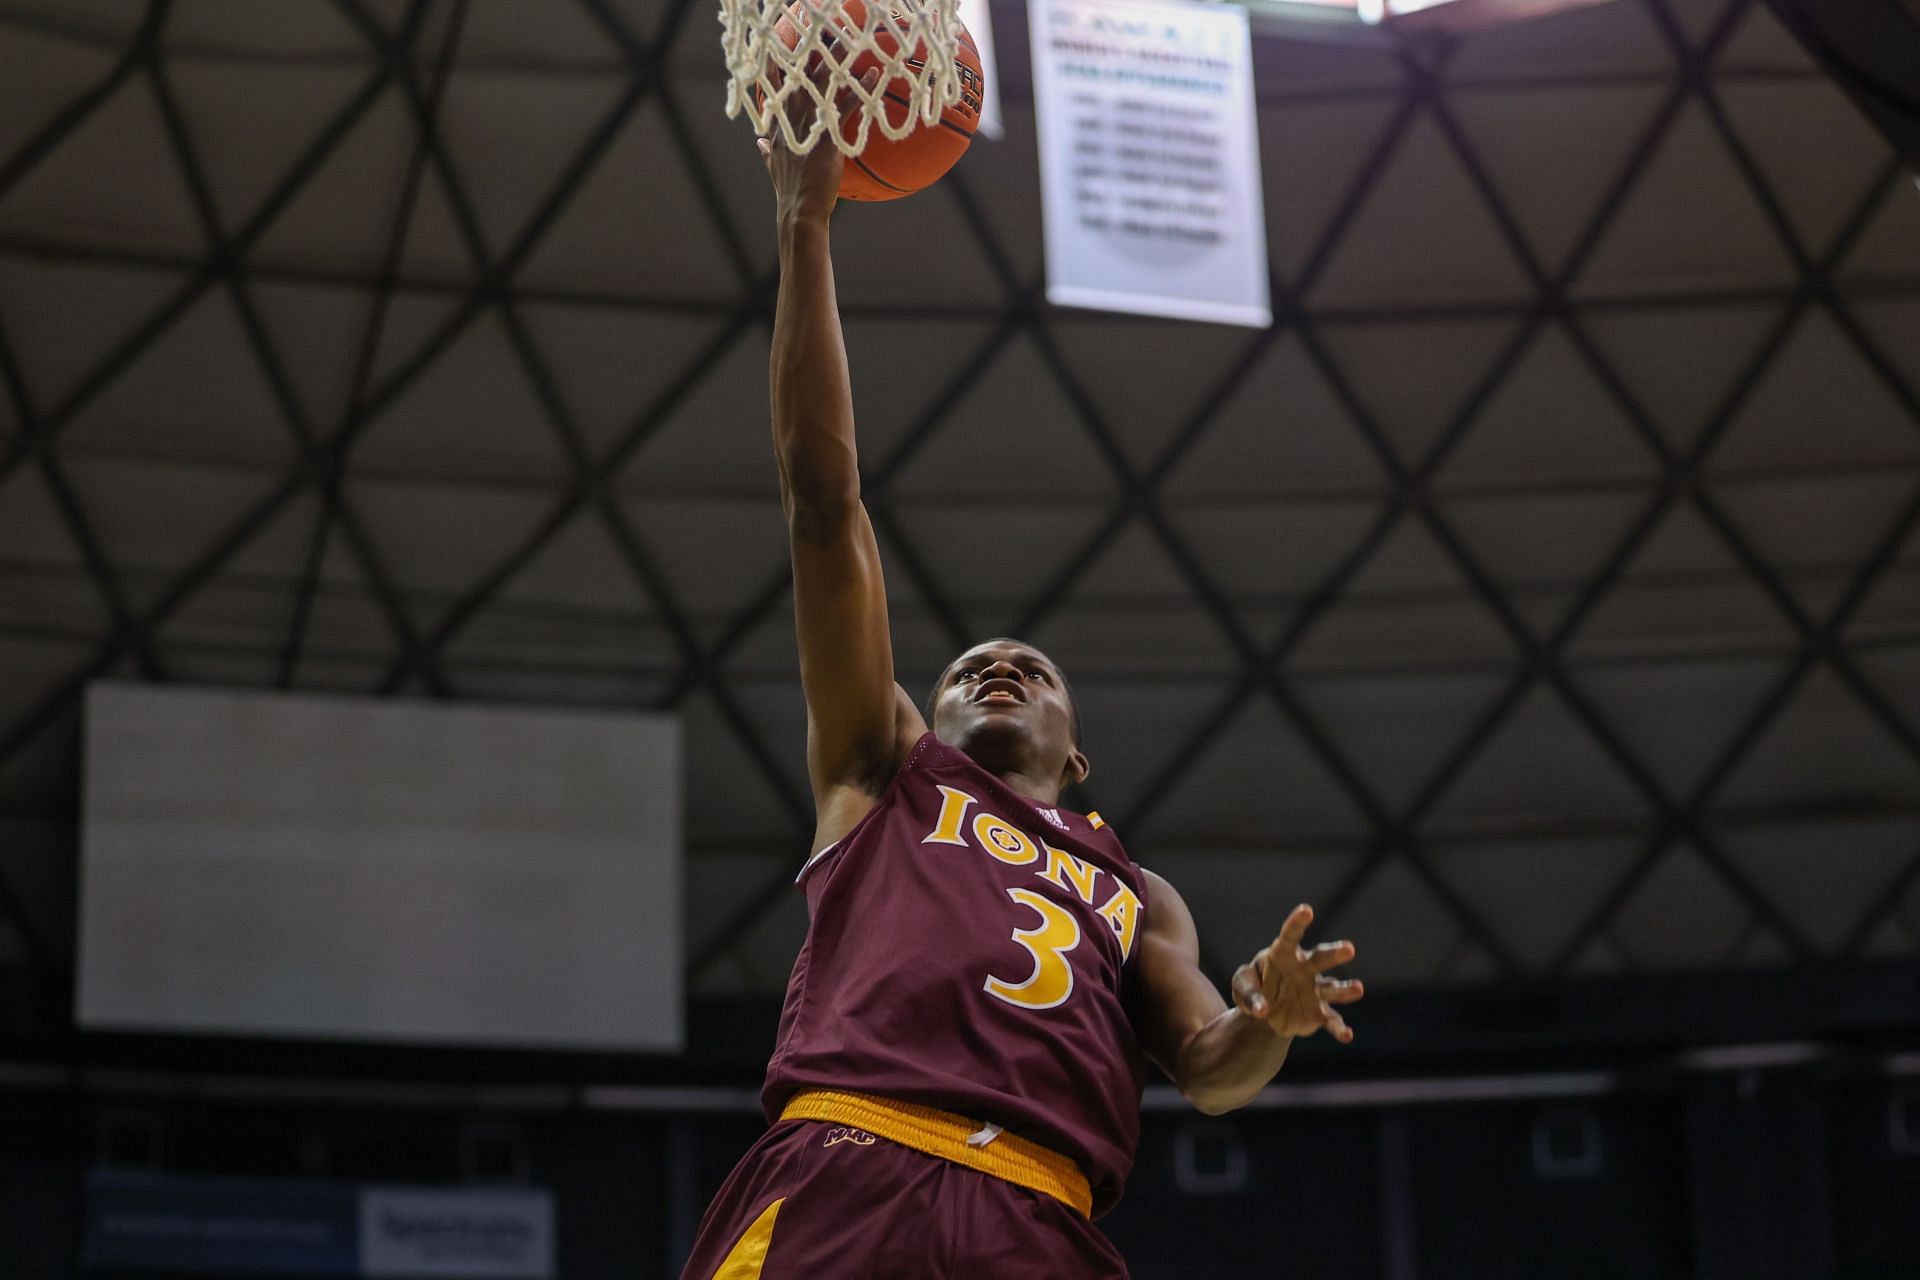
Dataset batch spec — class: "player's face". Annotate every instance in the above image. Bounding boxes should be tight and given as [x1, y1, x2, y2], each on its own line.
[932, 640, 1088, 789]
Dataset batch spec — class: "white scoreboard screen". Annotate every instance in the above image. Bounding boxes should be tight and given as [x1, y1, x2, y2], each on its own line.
[76, 684, 684, 1052]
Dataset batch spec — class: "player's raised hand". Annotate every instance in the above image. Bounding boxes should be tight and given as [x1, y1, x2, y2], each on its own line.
[1229, 904, 1363, 1044]
[757, 60, 879, 225]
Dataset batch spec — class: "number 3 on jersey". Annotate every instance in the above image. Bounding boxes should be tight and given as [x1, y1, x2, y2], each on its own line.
[984, 887, 1081, 1011]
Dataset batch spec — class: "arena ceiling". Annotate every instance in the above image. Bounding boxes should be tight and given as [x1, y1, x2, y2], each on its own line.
[0, 0, 1917, 1027]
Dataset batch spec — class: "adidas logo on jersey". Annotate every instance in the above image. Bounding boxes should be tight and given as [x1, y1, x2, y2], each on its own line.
[1038, 807, 1069, 831]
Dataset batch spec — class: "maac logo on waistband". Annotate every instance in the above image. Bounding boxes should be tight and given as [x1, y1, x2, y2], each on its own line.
[823, 1126, 877, 1148]
[1037, 807, 1069, 831]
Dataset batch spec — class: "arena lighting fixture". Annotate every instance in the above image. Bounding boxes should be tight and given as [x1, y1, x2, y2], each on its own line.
[1238, 0, 1618, 32]
[1369, 0, 1617, 29]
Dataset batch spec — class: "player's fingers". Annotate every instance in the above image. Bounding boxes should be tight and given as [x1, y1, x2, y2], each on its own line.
[1319, 1001, 1354, 1043]
[1307, 940, 1356, 973]
[1274, 903, 1313, 951]
[1318, 976, 1364, 1005]
[756, 137, 772, 160]
[1231, 962, 1269, 1018]
[782, 86, 817, 136]
[807, 45, 838, 92]
[834, 67, 878, 119]
[778, 52, 835, 133]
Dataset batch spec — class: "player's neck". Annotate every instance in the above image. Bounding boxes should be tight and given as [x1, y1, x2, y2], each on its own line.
[991, 766, 1063, 809]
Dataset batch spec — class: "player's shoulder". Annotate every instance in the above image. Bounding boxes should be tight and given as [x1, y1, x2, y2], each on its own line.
[1137, 865, 1182, 920]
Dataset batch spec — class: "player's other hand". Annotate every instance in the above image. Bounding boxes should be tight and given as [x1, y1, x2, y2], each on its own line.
[1229, 904, 1362, 1044]
[758, 62, 880, 226]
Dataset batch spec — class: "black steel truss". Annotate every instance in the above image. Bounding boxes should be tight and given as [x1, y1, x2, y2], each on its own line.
[0, 0, 1916, 1008]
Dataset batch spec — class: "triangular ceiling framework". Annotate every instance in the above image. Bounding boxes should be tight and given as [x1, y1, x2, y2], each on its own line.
[1709, 308, 1920, 476]
[1448, 83, 1670, 273]
[1325, 860, 1466, 987]
[1258, 93, 1409, 286]
[59, 287, 297, 468]
[1567, 502, 1802, 660]
[352, 308, 577, 485]
[1312, 317, 1525, 469]
[1576, 102, 1799, 297]
[1030, 519, 1245, 676]
[1045, 319, 1267, 472]
[1662, 0, 1741, 52]
[246, 281, 389, 441]
[1161, 334, 1388, 501]
[438, 505, 680, 679]
[390, 161, 480, 289]
[161, 1, 369, 60]
[1569, 655, 1792, 799]
[520, 303, 737, 463]
[1435, 323, 1659, 491]
[1608, 843, 1758, 969]
[1712, 667, 1920, 815]
[1712, 471, 1918, 618]
[344, 474, 560, 638]
[0, 25, 118, 173]
[1715, 1, 1822, 72]
[890, 497, 1136, 645]
[0, 0, 1914, 1012]
[0, 71, 204, 256]
[1288, 516, 1518, 674]
[165, 58, 379, 236]
[0, 258, 193, 415]
[1435, 834, 1644, 972]
[609, 328, 773, 497]
[888, 333, 1122, 503]
[432, 66, 631, 262]
[244, 88, 424, 277]
[1135, 692, 1376, 847]
[274, 522, 412, 681]
[1294, 669, 1512, 819]
[1433, 488, 1654, 639]
[1165, 498, 1390, 616]
[1423, 684, 1654, 831]
[60, 454, 300, 616]
[500, 100, 748, 299]
[1839, 179, 1920, 286]
[1714, 76, 1896, 254]
[1579, 303, 1786, 453]
[1062, 678, 1249, 813]
[1716, 817, 1920, 955]
[622, 492, 793, 646]
[1308, 113, 1535, 309]
[1155, 848, 1363, 971]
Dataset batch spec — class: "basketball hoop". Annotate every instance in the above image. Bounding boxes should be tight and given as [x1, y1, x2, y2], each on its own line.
[719, 0, 967, 156]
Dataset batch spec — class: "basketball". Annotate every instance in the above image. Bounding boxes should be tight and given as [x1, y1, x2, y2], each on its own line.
[768, 0, 983, 201]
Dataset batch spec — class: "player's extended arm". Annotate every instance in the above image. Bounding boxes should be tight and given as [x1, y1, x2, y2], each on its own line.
[1134, 874, 1362, 1116]
[760, 74, 926, 845]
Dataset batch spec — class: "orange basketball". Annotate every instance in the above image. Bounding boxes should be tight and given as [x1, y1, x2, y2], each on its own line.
[768, 0, 983, 201]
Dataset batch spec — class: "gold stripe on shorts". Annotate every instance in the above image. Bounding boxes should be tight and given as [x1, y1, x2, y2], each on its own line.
[712, 1196, 783, 1280]
[780, 1088, 1094, 1219]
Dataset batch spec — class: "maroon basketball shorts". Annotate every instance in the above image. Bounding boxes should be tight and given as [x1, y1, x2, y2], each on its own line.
[679, 1119, 1130, 1279]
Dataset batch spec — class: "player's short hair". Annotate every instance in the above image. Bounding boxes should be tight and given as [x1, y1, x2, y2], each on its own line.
[925, 639, 1084, 748]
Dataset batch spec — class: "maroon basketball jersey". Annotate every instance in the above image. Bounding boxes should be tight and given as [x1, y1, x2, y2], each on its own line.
[763, 732, 1151, 1217]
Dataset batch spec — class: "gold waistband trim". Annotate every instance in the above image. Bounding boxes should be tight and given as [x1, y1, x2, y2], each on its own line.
[779, 1088, 1093, 1219]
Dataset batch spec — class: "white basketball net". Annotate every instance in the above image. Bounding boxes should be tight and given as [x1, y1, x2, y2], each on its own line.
[720, 0, 964, 156]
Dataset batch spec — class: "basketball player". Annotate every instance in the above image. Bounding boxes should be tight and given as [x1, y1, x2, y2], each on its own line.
[680, 80, 1364, 1280]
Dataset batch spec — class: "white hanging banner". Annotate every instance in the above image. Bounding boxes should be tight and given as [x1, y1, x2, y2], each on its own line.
[956, 0, 1004, 140]
[1030, 0, 1272, 327]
